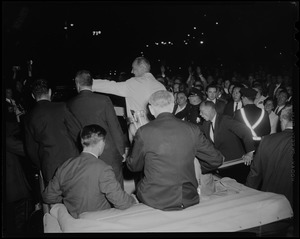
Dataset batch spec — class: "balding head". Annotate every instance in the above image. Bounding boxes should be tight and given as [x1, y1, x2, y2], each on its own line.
[131, 57, 151, 77]
[199, 101, 216, 122]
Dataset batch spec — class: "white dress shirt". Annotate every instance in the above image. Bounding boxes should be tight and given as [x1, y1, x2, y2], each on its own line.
[233, 101, 243, 112]
[269, 111, 279, 134]
[210, 114, 216, 142]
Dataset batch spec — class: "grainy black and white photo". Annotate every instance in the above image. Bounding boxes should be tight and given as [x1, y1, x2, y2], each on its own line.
[2, 1, 298, 237]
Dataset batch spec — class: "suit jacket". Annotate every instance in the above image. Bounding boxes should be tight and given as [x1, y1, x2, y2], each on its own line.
[67, 90, 125, 185]
[184, 103, 203, 126]
[223, 100, 236, 118]
[24, 100, 80, 183]
[127, 113, 223, 211]
[233, 104, 271, 138]
[42, 152, 135, 218]
[245, 129, 294, 206]
[206, 99, 226, 115]
[200, 114, 255, 162]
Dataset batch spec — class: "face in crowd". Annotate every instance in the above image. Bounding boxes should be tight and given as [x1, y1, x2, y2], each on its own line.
[176, 92, 187, 106]
[6, 88, 13, 99]
[277, 91, 288, 106]
[264, 99, 274, 114]
[232, 87, 241, 102]
[206, 87, 218, 101]
[188, 94, 201, 106]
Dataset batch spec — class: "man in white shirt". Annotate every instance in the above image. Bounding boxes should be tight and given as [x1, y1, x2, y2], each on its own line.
[92, 57, 166, 142]
[263, 97, 279, 134]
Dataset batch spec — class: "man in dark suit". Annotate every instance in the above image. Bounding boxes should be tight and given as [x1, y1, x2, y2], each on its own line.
[223, 83, 244, 118]
[42, 124, 137, 219]
[246, 105, 294, 207]
[199, 101, 255, 183]
[24, 79, 80, 185]
[200, 101, 255, 163]
[67, 70, 126, 188]
[234, 87, 271, 151]
[172, 91, 188, 119]
[205, 84, 226, 115]
[274, 90, 289, 133]
[127, 90, 224, 211]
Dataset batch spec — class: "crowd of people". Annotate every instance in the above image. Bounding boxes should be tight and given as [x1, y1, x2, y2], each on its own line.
[4, 56, 295, 235]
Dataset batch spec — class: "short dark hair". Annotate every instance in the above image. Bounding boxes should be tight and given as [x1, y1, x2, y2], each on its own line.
[278, 89, 289, 98]
[80, 124, 106, 147]
[263, 97, 274, 105]
[206, 84, 218, 92]
[75, 70, 93, 87]
[232, 83, 244, 92]
[177, 91, 187, 97]
[32, 78, 49, 99]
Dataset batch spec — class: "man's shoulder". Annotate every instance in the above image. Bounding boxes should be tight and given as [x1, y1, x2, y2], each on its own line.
[217, 99, 227, 105]
[70, 91, 110, 103]
[261, 131, 286, 143]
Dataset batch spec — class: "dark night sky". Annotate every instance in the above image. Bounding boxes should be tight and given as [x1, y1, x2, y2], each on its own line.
[2, 1, 298, 84]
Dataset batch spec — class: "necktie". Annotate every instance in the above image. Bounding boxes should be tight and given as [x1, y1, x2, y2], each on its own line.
[210, 122, 214, 142]
[275, 106, 279, 115]
[234, 102, 238, 112]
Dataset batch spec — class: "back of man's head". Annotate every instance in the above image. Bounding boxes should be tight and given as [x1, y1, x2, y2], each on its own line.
[32, 78, 49, 100]
[149, 90, 174, 108]
[149, 90, 174, 117]
[80, 124, 106, 148]
[201, 100, 216, 110]
[75, 70, 93, 88]
[280, 105, 293, 123]
[134, 57, 151, 72]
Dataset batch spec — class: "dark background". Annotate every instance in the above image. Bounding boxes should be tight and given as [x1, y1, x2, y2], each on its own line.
[2, 1, 298, 86]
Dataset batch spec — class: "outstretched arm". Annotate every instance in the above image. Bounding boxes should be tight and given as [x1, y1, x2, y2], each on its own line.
[92, 79, 129, 97]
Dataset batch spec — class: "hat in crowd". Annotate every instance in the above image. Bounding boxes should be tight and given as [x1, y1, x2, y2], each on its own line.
[189, 87, 202, 97]
[240, 87, 257, 98]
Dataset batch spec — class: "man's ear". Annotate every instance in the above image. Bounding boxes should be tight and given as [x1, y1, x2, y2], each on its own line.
[149, 104, 155, 117]
[169, 102, 175, 113]
[48, 88, 52, 98]
[31, 93, 35, 100]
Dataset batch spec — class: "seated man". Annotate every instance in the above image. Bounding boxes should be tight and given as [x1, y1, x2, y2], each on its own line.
[127, 90, 224, 211]
[42, 124, 137, 219]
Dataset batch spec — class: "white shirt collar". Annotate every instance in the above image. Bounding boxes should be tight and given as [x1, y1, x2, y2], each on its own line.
[277, 105, 285, 111]
[207, 98, 216, 104]
[82, 151, 98, 158]
[211, 113, 216, 127]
